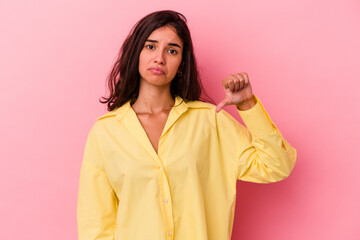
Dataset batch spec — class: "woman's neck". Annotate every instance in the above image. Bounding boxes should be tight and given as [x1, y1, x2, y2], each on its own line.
[132, 84, 175, 114]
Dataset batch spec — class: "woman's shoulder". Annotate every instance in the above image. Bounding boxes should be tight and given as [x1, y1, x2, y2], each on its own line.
[96, 110, 118, 121]
[96, 101, 132, 121]
[185, 99, 216, 110]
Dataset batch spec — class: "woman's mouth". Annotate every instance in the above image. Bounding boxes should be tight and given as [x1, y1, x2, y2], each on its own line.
[149, 68, 165, 75]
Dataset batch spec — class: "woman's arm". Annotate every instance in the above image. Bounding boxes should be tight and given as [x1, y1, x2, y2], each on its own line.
[216, 96, 296, 183]
[215, 72, 297, 183]
[77, 123, 118, 239]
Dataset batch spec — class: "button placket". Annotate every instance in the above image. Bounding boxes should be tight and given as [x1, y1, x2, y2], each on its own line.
[158, 167, 174, 239]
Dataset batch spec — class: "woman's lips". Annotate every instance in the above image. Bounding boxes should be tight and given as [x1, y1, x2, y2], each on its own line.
[149, 68, 165, 75]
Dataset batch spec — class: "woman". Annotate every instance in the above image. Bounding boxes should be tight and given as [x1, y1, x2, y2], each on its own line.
[77, 10, 296, 240]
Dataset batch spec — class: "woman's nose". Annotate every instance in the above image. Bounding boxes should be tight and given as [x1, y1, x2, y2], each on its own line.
[154, 51, 165, 64]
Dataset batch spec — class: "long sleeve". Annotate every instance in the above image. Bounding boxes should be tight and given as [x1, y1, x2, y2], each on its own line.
[216, 95, 297, 183]
[77, 123, 118, 239]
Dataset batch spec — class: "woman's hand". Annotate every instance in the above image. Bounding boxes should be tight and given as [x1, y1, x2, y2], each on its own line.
[215, 72, 256, 112]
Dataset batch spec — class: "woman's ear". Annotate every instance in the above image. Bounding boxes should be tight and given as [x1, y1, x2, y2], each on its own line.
[178, 61, 184, 72]
[177, 62, 184, 74]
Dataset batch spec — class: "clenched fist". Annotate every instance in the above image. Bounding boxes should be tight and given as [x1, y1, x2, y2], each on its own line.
[215, 72, 257, 112]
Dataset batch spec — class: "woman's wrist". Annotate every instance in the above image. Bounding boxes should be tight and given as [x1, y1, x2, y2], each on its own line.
[236, 95, 257, 111]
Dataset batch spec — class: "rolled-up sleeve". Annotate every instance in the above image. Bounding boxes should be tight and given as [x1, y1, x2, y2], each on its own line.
[77, 123, 118, 239]
[216, 95, 297, 183]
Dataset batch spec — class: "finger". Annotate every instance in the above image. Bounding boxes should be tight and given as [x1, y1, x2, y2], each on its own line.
[216, 98, 229, 113]
[222, 75, 231, 89]
[240, 78, 245, 89]
[228, 78, 235, 92]
[240, 72, 249, 85]
[233, 77, 240, 92]
[234, 73, 245, 89]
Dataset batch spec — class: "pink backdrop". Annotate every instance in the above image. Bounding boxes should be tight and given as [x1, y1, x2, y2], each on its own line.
[1, 0, 359, 239]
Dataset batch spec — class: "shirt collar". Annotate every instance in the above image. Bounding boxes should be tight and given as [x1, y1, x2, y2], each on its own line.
[97, 95, 211, 121]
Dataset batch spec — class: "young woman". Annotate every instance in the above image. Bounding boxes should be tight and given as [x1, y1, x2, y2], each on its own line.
[77, 10, 296, 240]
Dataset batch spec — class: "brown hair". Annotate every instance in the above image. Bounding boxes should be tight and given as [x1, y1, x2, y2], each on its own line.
[100, 10, 214, 111]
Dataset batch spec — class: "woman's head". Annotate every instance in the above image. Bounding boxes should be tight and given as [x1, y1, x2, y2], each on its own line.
[100, 10, 212, 111]
[138, 25, 183, 90]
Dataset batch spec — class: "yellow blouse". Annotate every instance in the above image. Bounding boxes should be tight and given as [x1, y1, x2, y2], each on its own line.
[77, 95, 296, 240]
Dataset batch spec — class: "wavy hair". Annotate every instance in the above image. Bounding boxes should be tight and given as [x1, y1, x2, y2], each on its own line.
[100, 10, 214, 111]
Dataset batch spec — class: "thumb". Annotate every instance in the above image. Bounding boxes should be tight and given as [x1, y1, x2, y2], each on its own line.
[216, 98, 229, 113]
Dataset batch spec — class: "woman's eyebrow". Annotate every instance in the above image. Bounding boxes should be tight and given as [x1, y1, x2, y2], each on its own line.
[146, 39, 182, 49]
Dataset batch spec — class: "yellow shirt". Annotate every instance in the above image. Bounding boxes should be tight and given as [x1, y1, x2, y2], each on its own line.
[77, 95, 296, 240]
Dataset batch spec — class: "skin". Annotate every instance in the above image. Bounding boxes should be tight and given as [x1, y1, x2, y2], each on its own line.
[215, 72, 257, 112]
[132, 25, 256, 153]
[132, 25, 183, 153]
[133, 25, 183, 114]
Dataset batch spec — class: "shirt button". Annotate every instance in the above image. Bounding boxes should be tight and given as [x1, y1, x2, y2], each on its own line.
[160, 167, 163, 170]
[168, 231, 172, 235]
[164, 199, 168, 203]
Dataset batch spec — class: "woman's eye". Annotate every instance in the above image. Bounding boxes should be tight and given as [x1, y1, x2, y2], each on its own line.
[169, 49, 177, 54]
[146, 45, 155, 50]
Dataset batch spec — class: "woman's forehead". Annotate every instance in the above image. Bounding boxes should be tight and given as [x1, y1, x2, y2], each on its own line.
[147, 26, 183, 45]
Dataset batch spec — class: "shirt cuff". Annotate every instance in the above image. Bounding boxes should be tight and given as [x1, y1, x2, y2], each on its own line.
[236, 95, 276, 138]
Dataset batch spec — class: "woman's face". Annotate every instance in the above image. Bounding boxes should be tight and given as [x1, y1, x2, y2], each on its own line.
[138, 25, 183, 88]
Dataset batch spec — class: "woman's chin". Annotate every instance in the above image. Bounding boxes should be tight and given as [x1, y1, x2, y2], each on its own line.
[141, 77, 172, 87]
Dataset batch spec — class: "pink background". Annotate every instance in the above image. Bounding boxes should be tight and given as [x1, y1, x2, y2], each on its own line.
[1, 0, 359, 239]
